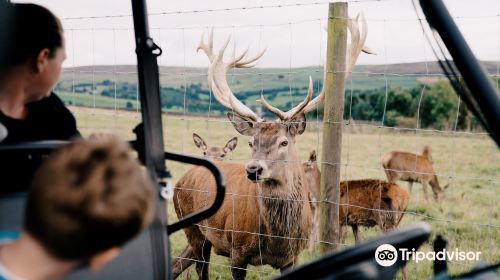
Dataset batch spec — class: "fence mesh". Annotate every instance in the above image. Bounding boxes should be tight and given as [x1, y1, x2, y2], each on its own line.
[52, 0, 499, 278]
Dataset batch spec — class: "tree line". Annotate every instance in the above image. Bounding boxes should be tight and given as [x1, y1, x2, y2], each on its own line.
[56, 79, 482, 131]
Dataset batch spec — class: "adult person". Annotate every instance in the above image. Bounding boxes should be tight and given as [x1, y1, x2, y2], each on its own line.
[0, 3, 81, 193]
[0, 2, 80, 143]
[0, 138, 154, 280]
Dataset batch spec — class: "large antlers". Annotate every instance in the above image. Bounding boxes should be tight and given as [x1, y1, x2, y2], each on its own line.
[198, 29, 266, 122]
[199, 11, 371, 121]
[303, 12, 373, 113]
[199, 29, 315, 122]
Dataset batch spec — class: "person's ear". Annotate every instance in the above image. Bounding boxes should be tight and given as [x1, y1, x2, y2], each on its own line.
[35, 48, 50, 73]
[89, 247, 120, 272]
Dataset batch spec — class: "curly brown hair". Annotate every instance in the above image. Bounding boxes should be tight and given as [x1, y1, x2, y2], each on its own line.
[24, 139, 154, 260]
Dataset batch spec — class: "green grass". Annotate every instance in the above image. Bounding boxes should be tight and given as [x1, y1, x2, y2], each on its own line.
[71, 106, 499, 280]
[57, 91, 139, 110]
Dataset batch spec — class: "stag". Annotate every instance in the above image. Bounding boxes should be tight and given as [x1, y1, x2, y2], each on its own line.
[173, 14, 370, 279]
[192, 133, 238, 160]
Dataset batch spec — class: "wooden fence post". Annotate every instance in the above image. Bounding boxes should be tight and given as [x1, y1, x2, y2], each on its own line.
[320, 2, 347, 254]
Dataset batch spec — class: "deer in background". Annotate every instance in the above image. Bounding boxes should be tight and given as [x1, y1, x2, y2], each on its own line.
[382, 145, 448, 202]
[303, 157, 409, 279]
[303, 153, 410, 247]
[192, 133, 238, 160]
[172, 14, 371, 279]
[302, 150, 321, 252]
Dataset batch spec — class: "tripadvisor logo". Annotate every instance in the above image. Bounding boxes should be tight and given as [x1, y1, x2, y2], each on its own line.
[375, 244, 482, 266]
[375, 244, 398, 267]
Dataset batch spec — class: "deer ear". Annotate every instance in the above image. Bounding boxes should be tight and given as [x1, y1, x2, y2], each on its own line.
[287, 112, 306, 136]
[227, 112, 256, 136]
[223, 137, 238, 153]
[309, 150, 317, 162]
[192, 133, 207, 150]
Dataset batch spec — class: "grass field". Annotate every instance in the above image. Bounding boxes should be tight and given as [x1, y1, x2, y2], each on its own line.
[71, 106, 499, 280]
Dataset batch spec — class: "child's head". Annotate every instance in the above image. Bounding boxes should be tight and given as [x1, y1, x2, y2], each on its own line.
[24, 138, 154, 269]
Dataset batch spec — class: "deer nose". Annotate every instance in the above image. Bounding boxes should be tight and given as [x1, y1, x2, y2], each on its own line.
[246, 164, 263, 182]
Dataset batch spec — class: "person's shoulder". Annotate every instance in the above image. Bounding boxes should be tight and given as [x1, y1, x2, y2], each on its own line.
[29, 93, 72, 115]
[42, 92, 66, 107]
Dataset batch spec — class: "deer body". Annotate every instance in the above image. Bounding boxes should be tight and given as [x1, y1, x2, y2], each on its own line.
[175, 161, 311, 263]
[338, 179, 409, 242]
[174, 125, 313, 279]
[382, 146, 446, 201]
[302, 151, 321, 252]
[303, 157, 409, 249]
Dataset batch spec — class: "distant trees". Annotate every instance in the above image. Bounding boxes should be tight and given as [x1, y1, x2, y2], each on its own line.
[55, 78, 478, 131]
[337, 81, 477, 131]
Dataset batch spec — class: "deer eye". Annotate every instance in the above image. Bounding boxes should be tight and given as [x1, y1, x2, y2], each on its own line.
[248, 142, 253, 148]
[203, 152, 206, 156]
[220, 154, 225, 158]
[280, 141, 288, 147]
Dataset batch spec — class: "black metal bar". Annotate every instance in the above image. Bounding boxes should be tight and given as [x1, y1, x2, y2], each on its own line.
[165, 152, 226, 234]
[419, 0, 500, 146]
[276, 223, 431, 280]
[131, 0, 170, 279]
[0, 140, 66, 153]
[131, 0, 167, 176]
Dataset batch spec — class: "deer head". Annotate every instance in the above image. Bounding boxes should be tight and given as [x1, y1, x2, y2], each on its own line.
[198, 15, 369, 183]
[192, 133, 238, 160]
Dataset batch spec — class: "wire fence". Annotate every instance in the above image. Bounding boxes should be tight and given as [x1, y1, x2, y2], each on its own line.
[54, 0, 499, 278]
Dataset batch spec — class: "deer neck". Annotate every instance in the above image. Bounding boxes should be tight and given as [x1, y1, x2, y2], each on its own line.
[257, 161, 311, 239]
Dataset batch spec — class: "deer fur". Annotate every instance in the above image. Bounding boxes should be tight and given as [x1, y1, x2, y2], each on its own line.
[173, 115, 313, 280]
[381, 146, 448, 202]
[338, 179, 410, 243]
[302, 150, 321, 252]
[302, 155, 409, 249]
[192, 133, 237, 160]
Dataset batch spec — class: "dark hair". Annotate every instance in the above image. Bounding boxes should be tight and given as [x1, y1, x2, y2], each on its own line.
[0, 3, 63, 75]
[24, 139, 154, 260]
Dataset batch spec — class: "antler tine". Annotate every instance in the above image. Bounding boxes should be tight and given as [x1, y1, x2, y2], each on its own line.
[304, 64, 326, 113]
[346, 15, 361, 78]
[304, 12, 373, 113]
[258, 95, 286, 120]
[197, 29, 215, 62]
[259, 77, 314, 120]
[232, 48, 267, 68]
[201, 31, 264, 122]
[228, 47, 249, 67]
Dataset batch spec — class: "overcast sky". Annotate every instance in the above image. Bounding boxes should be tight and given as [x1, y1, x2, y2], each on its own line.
[14, 0, 500, 68]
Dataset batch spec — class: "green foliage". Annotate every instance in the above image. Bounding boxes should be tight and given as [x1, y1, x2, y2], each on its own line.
[54, 78, 478, 131]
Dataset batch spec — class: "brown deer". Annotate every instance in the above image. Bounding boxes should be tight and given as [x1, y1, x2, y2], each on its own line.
[172, 15, 371, 279]
[338, 179, 410, 244]
[302, 158, 409, 279]
[302, 150, 321, 252]
[339, 179, 410, 280]
[192, 133, 238, 160]
[382, 146, 448, 202]
[302, 154, 409, 246]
